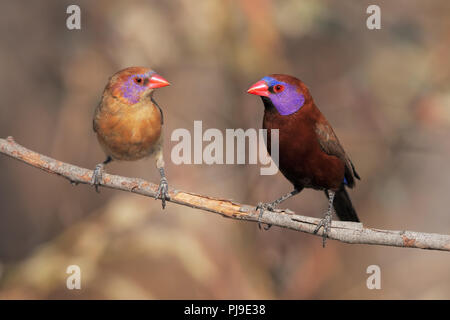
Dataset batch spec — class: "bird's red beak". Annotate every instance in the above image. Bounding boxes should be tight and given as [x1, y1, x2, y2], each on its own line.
[247, 80, 269, 97]
[149, 74, 171, 89]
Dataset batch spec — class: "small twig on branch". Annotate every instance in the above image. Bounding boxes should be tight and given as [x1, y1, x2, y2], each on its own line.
[1, 136, 449, 252]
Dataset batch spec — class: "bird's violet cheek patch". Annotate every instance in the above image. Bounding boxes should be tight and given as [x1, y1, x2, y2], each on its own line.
[262, 78, 305, 116]
[121, 72, 153, 104]
[272, 89, 305, 116]
[121, 78, 146, 104]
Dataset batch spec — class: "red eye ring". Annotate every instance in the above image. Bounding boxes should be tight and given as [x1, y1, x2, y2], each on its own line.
[134, 77, 143, 84]
[273, 84, 285, 93]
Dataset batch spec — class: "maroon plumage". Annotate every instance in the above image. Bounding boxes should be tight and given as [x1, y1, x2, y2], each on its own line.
[248, 74, 360, 243]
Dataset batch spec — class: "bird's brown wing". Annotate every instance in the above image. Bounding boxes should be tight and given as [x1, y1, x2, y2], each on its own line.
[93, 118, 98, 133]
[151, 97, 164, 125]
[93, 101, 104, 133]
[315, 122, 360, 187]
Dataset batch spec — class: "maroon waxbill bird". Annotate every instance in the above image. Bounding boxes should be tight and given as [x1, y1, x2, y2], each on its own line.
[247, 74, 360, 246]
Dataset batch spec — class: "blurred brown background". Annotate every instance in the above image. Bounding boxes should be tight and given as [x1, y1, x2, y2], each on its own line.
[0, 0, 449, 299]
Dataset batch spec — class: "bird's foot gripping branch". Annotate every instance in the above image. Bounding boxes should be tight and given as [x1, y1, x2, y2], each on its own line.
[1, 136, 450, 252]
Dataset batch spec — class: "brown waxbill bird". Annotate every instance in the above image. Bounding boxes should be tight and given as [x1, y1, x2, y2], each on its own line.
[92, 67, 171, 208]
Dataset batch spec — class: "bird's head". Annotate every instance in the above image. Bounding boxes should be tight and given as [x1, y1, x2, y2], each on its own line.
[247, 74, 311, 116]
[107, 67, 170, 105]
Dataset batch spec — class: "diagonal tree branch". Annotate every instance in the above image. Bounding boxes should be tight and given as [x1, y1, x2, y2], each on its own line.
[1, 136, 449, 252]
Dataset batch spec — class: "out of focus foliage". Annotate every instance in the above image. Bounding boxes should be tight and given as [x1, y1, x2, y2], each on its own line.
[0, 0, 449, 299]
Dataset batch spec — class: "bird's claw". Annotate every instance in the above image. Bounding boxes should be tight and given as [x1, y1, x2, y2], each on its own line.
[91, 164, 104, 193]
[256, 202, 274, 231]
[155, 177, 170, 209]
[314, 212, 332, 248]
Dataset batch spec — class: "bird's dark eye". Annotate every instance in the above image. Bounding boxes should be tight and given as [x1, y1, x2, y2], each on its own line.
[273, 84, 285, 93]
[134, 77, 143, 84]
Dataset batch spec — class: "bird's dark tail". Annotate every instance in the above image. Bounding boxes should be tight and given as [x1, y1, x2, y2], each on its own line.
[325, 188, 359, 222]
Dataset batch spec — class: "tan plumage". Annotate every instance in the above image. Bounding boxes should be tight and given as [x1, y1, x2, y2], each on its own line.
[94, 86, 163, 161]
[91, 67, 170, 208]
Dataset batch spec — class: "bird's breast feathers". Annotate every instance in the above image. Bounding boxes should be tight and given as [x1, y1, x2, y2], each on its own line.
[263, 104, 345, 190]
[94, 98, 162, 161]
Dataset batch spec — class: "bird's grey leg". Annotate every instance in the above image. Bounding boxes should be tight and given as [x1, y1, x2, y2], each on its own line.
[314, 190, 335, 247]
[257, 188, 300, 231]
[91, 156, 112, 193]
[155, 150, 170, 209]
